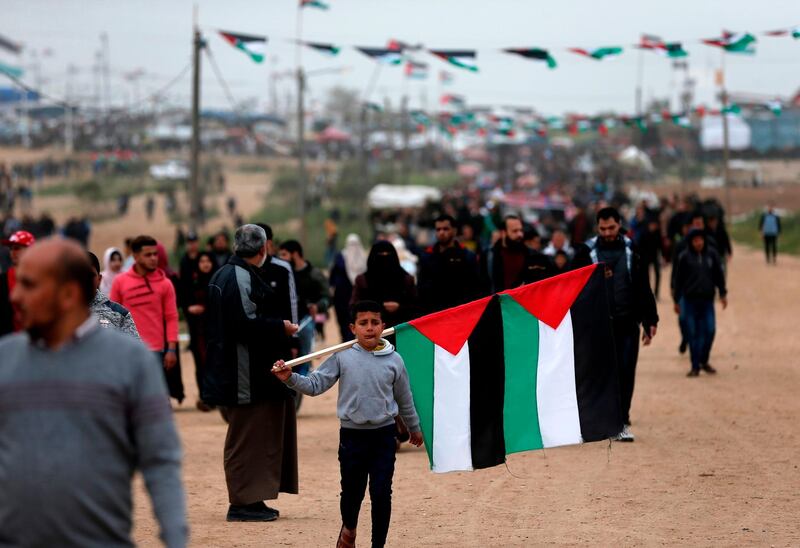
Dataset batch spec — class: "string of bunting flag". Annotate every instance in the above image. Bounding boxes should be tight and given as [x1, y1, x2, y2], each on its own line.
[214, 25, 799, 72]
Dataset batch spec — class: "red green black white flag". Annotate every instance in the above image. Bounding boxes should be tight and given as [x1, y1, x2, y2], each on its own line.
[394, 265, 622, 473]
[357, 47, 403, 65]
[504, 48, 557, 69]
[303, 41, 340, 56]
[405, 59, 429, 80]
[569, 46, 623, 61]
[429, 49, 478, 72]
[703, 31, 756, 53]
[219, 31, 267, 63]
[300, 0, 329, 9]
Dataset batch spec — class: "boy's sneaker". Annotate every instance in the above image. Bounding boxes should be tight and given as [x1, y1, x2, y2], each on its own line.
[701, 364, 717, 374]
[226, 502, 278, 522]
[679, 341, 688, 354]
[613, 425, 635, 442]
[686, 369, 700, 377]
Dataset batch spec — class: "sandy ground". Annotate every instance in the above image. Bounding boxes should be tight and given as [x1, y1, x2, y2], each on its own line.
[5, 147, 798, 545]
[127, 243, 800, 547]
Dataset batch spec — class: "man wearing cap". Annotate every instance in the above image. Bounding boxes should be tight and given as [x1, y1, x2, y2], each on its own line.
[0, 230, 35, 337]
[672, 229, 728, 377]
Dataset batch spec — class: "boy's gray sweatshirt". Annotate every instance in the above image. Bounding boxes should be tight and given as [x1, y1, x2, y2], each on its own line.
[285, 339, 420, 431]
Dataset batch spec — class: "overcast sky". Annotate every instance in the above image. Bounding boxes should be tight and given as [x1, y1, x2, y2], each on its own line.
[3, 0, 799, 118]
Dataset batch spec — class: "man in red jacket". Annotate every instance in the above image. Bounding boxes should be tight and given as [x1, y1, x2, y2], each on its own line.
[1, 230, 36, 336]
[110, 235, 180, 396]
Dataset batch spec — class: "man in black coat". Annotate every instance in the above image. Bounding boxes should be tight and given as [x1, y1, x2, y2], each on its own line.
[573, 207, 659, 443]
[417, 214, 481, 314]
[480, 215, 553, 294]
[203, 224, 299, 522]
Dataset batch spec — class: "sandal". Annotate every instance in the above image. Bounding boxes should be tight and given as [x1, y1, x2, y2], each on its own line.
[336, 524, 356, 548]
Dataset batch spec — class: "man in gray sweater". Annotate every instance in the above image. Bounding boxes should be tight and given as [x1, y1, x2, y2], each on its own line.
[272, 300, 422, 548]
[0, 238, 187, 547]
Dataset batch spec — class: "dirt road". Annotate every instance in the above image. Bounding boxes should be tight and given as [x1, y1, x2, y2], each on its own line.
[129, 244, 800, 547]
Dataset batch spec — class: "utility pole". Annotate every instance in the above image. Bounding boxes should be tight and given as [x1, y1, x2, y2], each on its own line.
[358, 102, 368, 195]
[100, 33, 111, 111]
[189, 13, 203, 231]
[401, 95, 410, 184]
[297, 67, 307, 247]
[64, 64, 77, 153]
[719, 52, 732, 217]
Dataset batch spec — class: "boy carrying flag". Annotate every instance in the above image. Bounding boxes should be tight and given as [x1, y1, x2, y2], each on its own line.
[272, 300, 423, 548]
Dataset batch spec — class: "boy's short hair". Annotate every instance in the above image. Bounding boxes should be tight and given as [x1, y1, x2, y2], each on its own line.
[350, 300, 384, 323]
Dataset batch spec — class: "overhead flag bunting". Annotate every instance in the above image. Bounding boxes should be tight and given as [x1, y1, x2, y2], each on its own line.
[219, 31, 268, 63]
[405, 59, 429, 80]
[637, 34, 688, 58]
[303, 41, 340, 56]
[0, 62, 24, 78]
[504, 48, 558, 69]
[356, 46, 403, 65]
[765, 27, 799, 39]
[0, 34, 22, 55]
[440, 94, 466, 108]
[429, 49, 478, 72]
[300, 0, 329, 9]
[568, 46, 623, 60]
[439, 70, 454, 85]
[703, 31, 756, 53]
[765, 100, 783, 116]
[394, 265, 622, 473]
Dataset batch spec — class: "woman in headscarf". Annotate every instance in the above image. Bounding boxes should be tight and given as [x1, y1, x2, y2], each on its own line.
[99, 247, 124, 295]
[329, 234, 368, 342]
[184, 251, 217, 411]
[155, 241, 185, 404]
[350, 240, 417, 333]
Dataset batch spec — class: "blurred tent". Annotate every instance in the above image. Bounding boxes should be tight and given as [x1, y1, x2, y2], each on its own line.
[317, 126, 351, 143]
[618, 146, 654, 173]
[700, 114, 751, 150]
[367, 184, 441, 209]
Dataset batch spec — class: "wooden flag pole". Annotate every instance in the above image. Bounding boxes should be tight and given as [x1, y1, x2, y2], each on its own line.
[283, 327, 396, 369]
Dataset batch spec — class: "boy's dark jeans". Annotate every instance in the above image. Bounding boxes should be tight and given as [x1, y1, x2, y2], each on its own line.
[339, 424, 397, 548]
[683, 298, 716, 370]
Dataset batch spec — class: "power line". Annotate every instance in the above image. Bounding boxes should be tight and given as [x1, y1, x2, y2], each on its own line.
[0, 60, 192, 113]
[203, 45, 239, 111]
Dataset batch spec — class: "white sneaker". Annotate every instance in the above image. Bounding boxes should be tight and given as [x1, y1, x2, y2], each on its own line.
[613, 425, 635, 442]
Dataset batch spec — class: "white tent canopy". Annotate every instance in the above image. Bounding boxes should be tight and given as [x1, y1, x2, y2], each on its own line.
[367, 184, 442, 209]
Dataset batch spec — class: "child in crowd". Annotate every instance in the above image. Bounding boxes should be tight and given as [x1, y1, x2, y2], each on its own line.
[272, 300, 422, 548]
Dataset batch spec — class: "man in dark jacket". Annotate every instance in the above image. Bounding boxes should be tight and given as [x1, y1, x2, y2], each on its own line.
[480, 215, 552, 294]
[278, 239, 328, 375]
[673, 229, 727, 377]
[417, 214, 481, 314]
[203, 224, 299, 522]
[573, 207, 658, 442]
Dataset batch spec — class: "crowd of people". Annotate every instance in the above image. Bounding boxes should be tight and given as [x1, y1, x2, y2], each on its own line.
[3, 176, 787, 547]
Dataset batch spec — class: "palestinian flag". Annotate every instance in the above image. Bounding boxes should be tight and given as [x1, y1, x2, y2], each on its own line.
[395, 265, 622, 473]
[703, 32, 756, 53]
[722, 104, 742, 115]
[303, 41, 340, 56]
[0, 62, 24, 78]
[405, 60, 429, 80]
[637, 35, 687, 58]
[300, 0, 329, 9]
[219, 31, 267, 63]
[765, 100, 782, 116]
[504, 48, 557, 69]
[357, 47, 403, 65]
[569, 46, 623, 60]
[440, 94, 466, 108]
[672, 114, 692, 128]
[430, 49, 478, 72]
